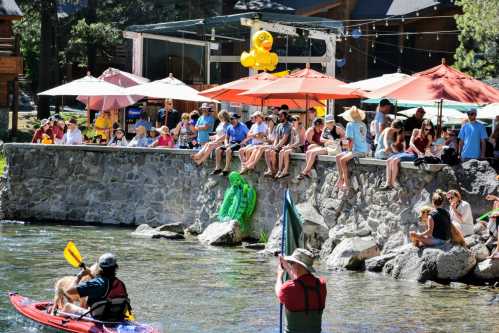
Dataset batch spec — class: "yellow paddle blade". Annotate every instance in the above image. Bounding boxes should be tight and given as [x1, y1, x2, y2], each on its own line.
[64, 241, 83, 268]
[125, 308, 135, 321]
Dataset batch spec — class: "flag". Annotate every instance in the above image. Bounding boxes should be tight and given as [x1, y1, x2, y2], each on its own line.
[281, 189, 304, 260]
[279, 189, 303, 333]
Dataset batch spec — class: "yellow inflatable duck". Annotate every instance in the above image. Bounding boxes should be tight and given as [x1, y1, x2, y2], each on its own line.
[240, 30, 279, 71]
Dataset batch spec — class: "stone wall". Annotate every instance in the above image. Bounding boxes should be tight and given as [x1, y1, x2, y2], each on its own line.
[2, 144, 497, 243]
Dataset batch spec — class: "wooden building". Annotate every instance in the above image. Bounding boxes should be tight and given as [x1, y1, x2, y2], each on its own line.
[0, 0, 22, 137]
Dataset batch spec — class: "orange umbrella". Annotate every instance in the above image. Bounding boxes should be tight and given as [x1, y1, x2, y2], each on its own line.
[368, 59, 499, 104]
[240, 66, 367, 104]
[199, 72, 322, 108]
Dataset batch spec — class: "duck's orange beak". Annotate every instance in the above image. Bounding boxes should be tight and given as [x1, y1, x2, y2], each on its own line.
[261, 40, 272, 51]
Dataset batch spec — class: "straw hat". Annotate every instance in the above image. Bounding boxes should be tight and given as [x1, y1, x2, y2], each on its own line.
[284, 248, 315, 273]
[251, 111, 263, 119]
[342, 106, 366, 122]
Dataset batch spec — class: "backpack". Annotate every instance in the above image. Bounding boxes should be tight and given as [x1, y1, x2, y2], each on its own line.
[441, 147, 460, 165]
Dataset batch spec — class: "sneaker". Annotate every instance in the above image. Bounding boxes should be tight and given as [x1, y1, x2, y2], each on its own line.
[210, 169, 222, 175]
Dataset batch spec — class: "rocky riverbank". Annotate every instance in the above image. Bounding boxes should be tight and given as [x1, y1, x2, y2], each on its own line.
[2, 144, 498, 284]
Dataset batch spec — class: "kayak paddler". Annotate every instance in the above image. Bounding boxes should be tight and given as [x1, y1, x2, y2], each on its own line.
[275, 248, 327, 333]
[63, 253, 132, 322]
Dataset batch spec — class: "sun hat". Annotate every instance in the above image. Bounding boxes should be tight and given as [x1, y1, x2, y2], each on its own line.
[230, 112, 241, 119]
[325, 114, 335, 123]
[40, 119, 49, 126]
[98, 253, 117, 269]
[156, 125, 169, 134]
[284, 248, 315, 273]
[342, 106, 366, 122]
[265, 114, 278, 123]
[251, 111, 263, 118]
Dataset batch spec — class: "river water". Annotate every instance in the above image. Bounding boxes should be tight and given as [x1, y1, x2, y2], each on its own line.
[1, 222, 498, 333]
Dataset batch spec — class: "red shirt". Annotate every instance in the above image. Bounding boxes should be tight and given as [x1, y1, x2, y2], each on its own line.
[278, 274, 327, 312]
[156, 134, 174, 148]
[52, 125, 65, 140]
[32, 128, 54, 143]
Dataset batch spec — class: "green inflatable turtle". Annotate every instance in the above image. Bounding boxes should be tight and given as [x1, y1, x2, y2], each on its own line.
[218, 172, 257, 233]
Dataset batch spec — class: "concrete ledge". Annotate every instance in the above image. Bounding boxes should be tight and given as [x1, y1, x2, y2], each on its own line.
[3, 143, 445, 172]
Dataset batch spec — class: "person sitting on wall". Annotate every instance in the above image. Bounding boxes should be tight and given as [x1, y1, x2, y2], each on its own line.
[239, 111, 267, 167]
[146, 127, 158, 146]
[264, 110, 292, 177]
[62, 118, 83, 145]
[127, 125, 149, 148]
[410, 191, 452, 247]
[403, 107, 425, 144]
[192, 110, 230, 165]
[275, 248, 327, 333]
[107, 128, 128, 147]
[32, 119, 54, 144]
[374, 119, 404, 160]
[149, 126, 174, 148]
[211, 113, 248, 176]
[275, 116, 304, 179]
[63, 253, 131, 322]
[174, 112, 197, 149]
[50, 116, 65, 144]
[242, 114, 278, 173]
[335, 107, 369, 190]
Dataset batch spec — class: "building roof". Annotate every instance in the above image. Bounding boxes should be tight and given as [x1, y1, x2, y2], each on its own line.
[352, 0, 452, 19]
[127, 11, 343, 39]
[0, 0, 22, 18]
[234, 0, 296, 14]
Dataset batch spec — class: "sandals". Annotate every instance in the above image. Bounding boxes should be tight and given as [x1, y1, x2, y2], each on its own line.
[278, 173, 290, 179]
[264, 171, 275, 178]
[297, 172, 310, 180]
[210, 169, 222, 175]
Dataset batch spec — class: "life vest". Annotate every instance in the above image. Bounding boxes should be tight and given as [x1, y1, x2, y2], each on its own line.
[90, 277, 131, 322]
[284, 276, 325, 333]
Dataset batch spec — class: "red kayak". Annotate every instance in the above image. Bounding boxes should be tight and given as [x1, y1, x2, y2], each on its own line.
[9, 292, 160, 333]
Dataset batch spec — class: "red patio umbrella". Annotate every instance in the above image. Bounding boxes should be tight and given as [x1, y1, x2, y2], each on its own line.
[199, 72, 322, 109]
[77, 68, 149, 111]
[368, 59, 499, 132]
[368, 59, 499, 104]
[240, 65, 367, 103]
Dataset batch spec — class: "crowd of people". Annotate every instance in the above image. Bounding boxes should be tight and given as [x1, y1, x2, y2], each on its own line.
[32, 98, 498, 190]
[410, 189, 499, 259]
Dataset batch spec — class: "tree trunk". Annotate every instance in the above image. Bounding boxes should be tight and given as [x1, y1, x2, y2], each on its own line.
[37, 0, 59, 120]
[86, 0, 97, 74]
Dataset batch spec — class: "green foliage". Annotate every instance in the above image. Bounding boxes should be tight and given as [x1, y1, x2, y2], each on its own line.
[454, 0, 499, 79]
[61, 19, 122, 67]
[259, 230, 269, 244]
[0, 152, 5, 175]
[13, 4, 41, 87]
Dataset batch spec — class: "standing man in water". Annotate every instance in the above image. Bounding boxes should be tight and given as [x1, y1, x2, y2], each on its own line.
[275, 248, 327, 333]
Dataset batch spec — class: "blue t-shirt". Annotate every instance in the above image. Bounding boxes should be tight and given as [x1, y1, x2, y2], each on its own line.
[374, 111, 385, 139]
[458, 121, 487, 159]
[346, 121, 369, 154]
[196, 115, 215, 144]
[77, 276, 110, 306]
[226, 122, 249, 143]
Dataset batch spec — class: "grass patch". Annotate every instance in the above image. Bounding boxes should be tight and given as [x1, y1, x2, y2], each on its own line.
[0, 152, 6, 174]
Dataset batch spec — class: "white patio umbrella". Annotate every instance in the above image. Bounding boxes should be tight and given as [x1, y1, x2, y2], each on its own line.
[477, 103, 499, 120]
[125, 74, 214, 102]
[38, 75, 130, 97]
[343, 72, 410, 91]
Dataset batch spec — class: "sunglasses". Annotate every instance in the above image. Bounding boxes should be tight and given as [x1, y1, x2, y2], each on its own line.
[424, 127, 432, 131]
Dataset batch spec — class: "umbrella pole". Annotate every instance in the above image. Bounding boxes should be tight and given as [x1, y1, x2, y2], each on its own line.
[305, 95, 309, 126]
[437, 99, 443, 137]
[86, 96, 90, 128]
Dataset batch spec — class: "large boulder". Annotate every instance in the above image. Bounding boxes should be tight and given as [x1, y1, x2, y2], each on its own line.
[365, 253, 397, 272]
[198, 220, 242, 246]
[156, 222, 185, 234]
[262, 220, 282, 255]
[131, 224, 185, 240]
[470, 243, 490, 262]
[383, 244, 476, 282]
[473, 259, 499, 281]
[297, 202, 329, 250]
[326, 237, 380, 270]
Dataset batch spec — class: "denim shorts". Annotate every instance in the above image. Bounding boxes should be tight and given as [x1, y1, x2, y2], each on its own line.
[390, 152, 417, 162]
[428, 238, 446, 246]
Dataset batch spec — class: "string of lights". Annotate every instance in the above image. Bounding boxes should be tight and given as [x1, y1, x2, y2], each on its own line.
[342, 30, 460, 38]
[361, 38, 456, 55]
